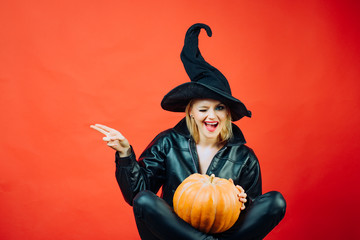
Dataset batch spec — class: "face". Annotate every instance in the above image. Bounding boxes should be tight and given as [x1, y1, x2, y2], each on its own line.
[190, 99, 229, 142]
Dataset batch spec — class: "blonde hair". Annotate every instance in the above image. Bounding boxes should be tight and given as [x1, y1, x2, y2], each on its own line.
[185, 99, 233, 144]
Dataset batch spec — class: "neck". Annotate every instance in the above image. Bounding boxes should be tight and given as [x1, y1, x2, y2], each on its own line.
[197, 137, 220, 148]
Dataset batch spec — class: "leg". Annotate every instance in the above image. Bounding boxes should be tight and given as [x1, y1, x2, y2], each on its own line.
[133, 190, 217, 240]
[216, 191, 286, 240]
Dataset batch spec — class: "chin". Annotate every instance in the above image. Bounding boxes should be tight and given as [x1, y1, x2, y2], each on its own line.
[203, 132, 220, 140]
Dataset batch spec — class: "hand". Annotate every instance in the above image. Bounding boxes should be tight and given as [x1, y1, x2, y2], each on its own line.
[229, 178, 247, 211]
[90, 124, 131, 157]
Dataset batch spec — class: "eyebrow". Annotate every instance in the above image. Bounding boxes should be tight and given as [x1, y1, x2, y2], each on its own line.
[196, 103, 225, 108]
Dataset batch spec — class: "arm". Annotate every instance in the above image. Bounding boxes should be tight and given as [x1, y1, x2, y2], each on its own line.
[238, 147, 262, 204]
[115, 135, 167, 206]
[91, 124, 166, 206]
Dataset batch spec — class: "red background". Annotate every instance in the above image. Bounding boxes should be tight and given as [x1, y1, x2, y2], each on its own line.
[1, 0, 360, 239]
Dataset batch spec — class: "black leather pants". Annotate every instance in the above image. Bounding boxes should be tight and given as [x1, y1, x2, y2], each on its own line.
[133, 190, 286, 240]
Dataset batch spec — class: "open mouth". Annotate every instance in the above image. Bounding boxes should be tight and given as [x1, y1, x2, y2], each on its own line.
[204, 121, 219, 132]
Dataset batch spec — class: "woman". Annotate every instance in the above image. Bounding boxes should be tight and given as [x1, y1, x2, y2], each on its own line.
[91, 23, 286, 240]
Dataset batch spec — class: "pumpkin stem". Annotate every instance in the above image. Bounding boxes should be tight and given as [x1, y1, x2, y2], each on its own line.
[209, 174, 215, 183]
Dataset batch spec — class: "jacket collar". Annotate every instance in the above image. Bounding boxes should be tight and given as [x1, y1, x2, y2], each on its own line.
[173, 118, 246, 146]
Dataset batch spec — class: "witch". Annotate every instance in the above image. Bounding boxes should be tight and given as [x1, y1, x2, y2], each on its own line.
[91, 23, 286, 240]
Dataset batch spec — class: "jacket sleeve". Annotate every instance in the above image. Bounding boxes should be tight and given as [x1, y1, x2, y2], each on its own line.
[115, 133, 168, 206]
[238, 147, 262, 203]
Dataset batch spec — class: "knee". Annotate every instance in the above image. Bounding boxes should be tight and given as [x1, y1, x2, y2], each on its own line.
[133, 190, 161, 220]
[133, 190, 156, 210]
[133, 190, 172, 224]
[267, 191, 286, 218]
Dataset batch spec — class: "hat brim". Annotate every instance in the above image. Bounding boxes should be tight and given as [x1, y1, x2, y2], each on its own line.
[161, 82, 251, 121]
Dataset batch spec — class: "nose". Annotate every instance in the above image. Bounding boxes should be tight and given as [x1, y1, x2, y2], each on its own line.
[207, 108, 216, 119]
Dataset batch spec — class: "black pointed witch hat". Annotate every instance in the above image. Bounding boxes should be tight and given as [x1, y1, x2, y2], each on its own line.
[161, 23, 251, 121]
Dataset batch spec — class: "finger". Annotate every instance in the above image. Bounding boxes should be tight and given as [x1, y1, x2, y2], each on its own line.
[95, 124, 126, 140]
[238, 193, 247, 199]
[107, 142, 118, 147]
[95, 124, 117, 132]
[109, 135, 125, 141]
[237, 192, 247, 199]
[236, 185, 245, 193]
[104, 136, 125, 142]
[237, 191, 246, 197]
[90, 125, 109, 136]
[241, 204, 246, 210]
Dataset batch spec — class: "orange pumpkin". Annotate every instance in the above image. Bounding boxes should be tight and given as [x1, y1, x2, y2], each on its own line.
[173, 173, 242, 234]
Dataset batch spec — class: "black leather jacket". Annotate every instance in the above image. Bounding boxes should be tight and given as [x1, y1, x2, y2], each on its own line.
[115, 118, 262, 207]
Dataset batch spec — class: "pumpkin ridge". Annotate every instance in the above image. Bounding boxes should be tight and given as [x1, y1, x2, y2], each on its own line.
[174, 179, 198, 213]
[208, 182, 218, 233]
[180, 181, 203, 222]
[220, 186, 232, 232]
[222, 184, 240, 232]
[229, 184, 241, 228]
[211, 183, 224, 233]
[190, 183, 208, 229]
[197, 180, 217, 233]
[173, 174, 205, 213]
[173, 174, 241, 234]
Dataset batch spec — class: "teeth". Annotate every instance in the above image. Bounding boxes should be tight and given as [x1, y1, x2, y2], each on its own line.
[205, 122, 218, 125]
